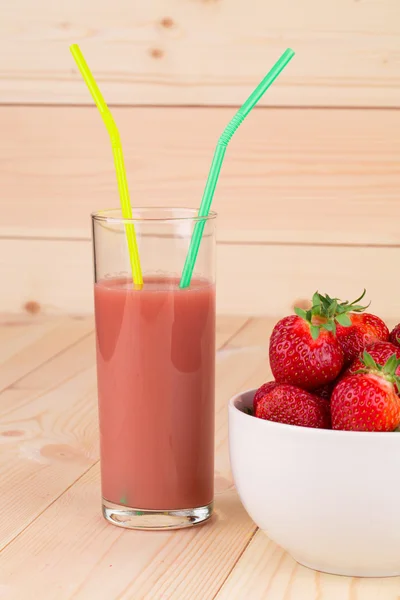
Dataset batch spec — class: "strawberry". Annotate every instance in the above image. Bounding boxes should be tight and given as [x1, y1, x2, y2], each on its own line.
[336, 313, 389, 365]
[390, 323, 400, 348]
[255, 383, 331, 429]
[315, 290, 389, 365]
[269, 313, 344, 391]
[347, 341, 400, 381]
[331, 351, 400, 431]
[253, 381, 277, 413]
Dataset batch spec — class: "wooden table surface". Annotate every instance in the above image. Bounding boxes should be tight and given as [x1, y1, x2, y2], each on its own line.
[1, 313, 399, 600]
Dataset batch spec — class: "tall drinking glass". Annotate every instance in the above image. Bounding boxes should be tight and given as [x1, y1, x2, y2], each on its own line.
[92, 208, 216, 529]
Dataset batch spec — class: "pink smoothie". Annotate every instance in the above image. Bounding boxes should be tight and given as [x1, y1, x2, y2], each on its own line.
[94, 276, 216, 510]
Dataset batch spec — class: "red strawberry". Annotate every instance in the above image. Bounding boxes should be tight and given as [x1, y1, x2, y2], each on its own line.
[390, 323, 400, 348]
[347, 341, 400, 381]
[269, 314, 344, 391]
[253, 381, 277, 413]
[255, 383, 331, 429]
[336, 313, 389, 365]
[331, 351, 400, 431]
[315, 291, 389, 365]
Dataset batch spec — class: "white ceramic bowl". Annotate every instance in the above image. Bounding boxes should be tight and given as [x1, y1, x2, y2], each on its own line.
[229, 389, 400, 577]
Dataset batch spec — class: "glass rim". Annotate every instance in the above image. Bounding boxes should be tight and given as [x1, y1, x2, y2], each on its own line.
[91, 207, 218, 224]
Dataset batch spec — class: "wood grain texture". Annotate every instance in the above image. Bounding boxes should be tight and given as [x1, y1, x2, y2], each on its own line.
[1, 106, 400, 246]
[215, 530, 400, 600]
[2, 237, 399, 318]
[0, 317, 96, 549]
[0, 317, 94, 391]
[216, 316, 249, 349]
[0, 316, 61, 364]
[0, 332, 95, 418]
[0, 367, 98, 549]
[1, 0, 399, 106]
[0, 464, 252, 600]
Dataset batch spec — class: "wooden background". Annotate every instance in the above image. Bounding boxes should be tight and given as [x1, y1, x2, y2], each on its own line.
[1, 0, 400, 316]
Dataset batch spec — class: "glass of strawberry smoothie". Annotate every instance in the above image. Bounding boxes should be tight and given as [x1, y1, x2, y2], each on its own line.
[92, 208, 216, 530]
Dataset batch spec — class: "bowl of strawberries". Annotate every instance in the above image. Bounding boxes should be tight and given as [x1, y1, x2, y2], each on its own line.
[229, 291, 400, 577]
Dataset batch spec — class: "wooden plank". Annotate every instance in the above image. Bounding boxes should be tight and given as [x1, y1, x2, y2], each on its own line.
[0, 330, 95, 418]
[215, 530, 400, 600]
[216, 316, 249, 350]
[0, 1, 399, 107]
[0, 239, 93, 315]
[1, 106, 400, 246]
[0, 316, 61, 364]
[0, 365, 98, 550]
[217, 244, 400, 319]
[0, 317, 94, 392]
[225, 317, 274, 351]
[1, 237, 399, 319]
[0, 318, 272, 599]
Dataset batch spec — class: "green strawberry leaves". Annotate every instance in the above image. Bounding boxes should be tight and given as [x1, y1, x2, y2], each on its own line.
[312, 292, 321, 313]
[294, 307, 308, 320]
[385, 354, 399, 374]
[359, 351, 400, 393]
[363, 350, 378, 371]
[316, 289, 369, 320]
[294, 289, 371, 339]
[335, 313, 352, 327]
[294, 306, 325, 339]
[294, 305, 336, 339]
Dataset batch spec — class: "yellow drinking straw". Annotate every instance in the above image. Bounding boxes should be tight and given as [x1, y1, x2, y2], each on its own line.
[70, 44, 143, 288]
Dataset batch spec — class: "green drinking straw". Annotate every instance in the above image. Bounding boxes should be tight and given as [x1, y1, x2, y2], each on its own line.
[179, 48, 295, 289]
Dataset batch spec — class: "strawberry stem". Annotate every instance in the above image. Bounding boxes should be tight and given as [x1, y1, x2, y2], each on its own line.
[294, 289, 371, 340]
[294, 301, 337, 338]
[314, 289, 370, 330]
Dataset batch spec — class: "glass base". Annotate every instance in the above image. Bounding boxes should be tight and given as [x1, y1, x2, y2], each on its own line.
[102, 499, 214, 530]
